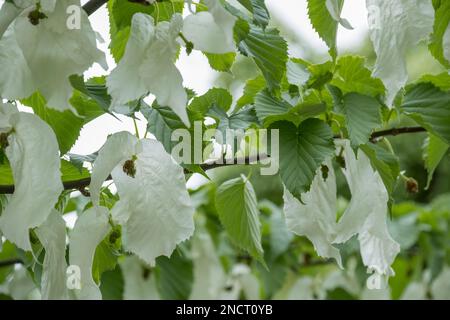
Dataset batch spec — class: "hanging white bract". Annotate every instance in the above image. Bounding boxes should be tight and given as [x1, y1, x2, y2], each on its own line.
[35, 210, 69, 300]
[366, 0, 434, 106]
[107, 13, 189, 126]
[0, 0, 106, 111]
[182, 0, 237, 54]
[90, 132, 195, 266]
[69, 206, 110, 300]
[283, 140, 400, 278]
[0, 102, 63, 251]
[283, 160, 342, 267]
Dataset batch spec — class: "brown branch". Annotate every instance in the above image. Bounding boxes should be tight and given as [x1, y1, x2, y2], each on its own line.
[0, 127, 427, 195]
[83, 0, 109, 16]
[0, 258, 23, 268]
[0, 155, 270, 195]
[370, 126, 426, 142]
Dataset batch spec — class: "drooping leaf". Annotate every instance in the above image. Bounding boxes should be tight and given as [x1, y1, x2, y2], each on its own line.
[272, 119, 335, 200]
[423, 134, 449, 189]
[237, 0, 270, 29]
[429, 0, 450, 68]
[215, 175, 264, 263]
[307, 0, 344, 58]
[236, 23, 288, 93]
[340, 92, 382, 147]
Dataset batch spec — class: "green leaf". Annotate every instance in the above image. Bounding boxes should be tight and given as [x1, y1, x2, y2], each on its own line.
[215, 175, 264, 262]
[21, 93, 84, 155]
[360, 142, 400, 197]
[340, 92, 382, 147]
[69, 75, 112, 115]
[271, 119, 335, 200]
[204, 52, 236, 72]
[188, 88, 233, 117]
[60, 160, 91, 183]
[236, 23, 288, 92]
[402, 83, 450, 144]
[207, 105, 258, 143]
[423, 134, 449, 189]
[0, 159, 90, 189]
[419, 73, 450, 91]
[429, 0, 450, 68]
[155, 249, 193, 300]
[237, 0, 270, 29]
[142, 104, 187, 154]
[92, 234, 120, 284]
[307, 0, 343, 58]
[331, 55, 385, 97]
[236, 75, 266, 109]
[110, 0, 155, 30]
[254, 90, 291, 126]
[255, 90, 326, 127]
[100, 266, 124, 300]
[306, 60, 334, 90]
[286, 59, 310, 87]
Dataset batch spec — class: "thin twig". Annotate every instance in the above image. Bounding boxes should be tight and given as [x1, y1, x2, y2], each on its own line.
[0, 127, 429, 194]
[370, 126, 426, 142]
[0, 155, 270, 194]
[82, 0, 109, 16]
[0, 258, 23, 268]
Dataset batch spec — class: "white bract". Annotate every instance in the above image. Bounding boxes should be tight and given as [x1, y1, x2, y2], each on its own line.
[69, 206, 110, 300]
[0, 0, 106, 111]
[283, 160, 342, 267]
[182, 0, 237, 54]
[0, 103, 63, 251]
[283, 140, 400, 277]
[120, 256, 160, 300]
[366, 0, 434, 106]
[190, 226, 228, 300]
[35, 210, 68, 300]
[90, 132, 195, 266]
[107, 13, 189, 126]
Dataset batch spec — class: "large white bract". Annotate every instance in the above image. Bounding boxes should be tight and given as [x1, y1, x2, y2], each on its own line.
[182, 0, 237, 54]
[35, 210, 68, 300]
[107, 13, 189, 126]
[283, 140, 400, 277]
[366, 0, 434, 106]
[0, 0, 106, 111]
[69, 206, 110, 300]
[90, 132, 195, 266]
[0, 103, 63, 251]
